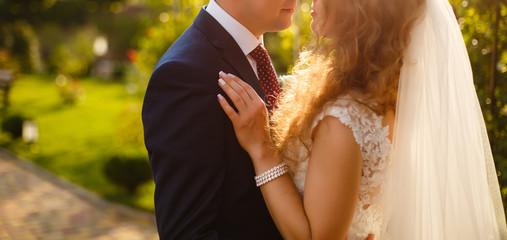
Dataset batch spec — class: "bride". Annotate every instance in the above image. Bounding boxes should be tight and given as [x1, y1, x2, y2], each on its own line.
[216, 0, 507, 239]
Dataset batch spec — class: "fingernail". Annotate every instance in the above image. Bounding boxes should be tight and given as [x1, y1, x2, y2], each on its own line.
[219, 71, 225, 76]
[218, 78, 226, 86]
[227, 73, 235, 78]
[217, 94, 224, 100]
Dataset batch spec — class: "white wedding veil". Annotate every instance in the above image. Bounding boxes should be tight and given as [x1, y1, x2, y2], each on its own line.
[380, 0, 507, 239]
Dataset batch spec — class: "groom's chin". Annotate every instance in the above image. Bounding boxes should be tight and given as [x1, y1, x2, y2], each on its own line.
[271, 12, 294, 31]
[269, 20, 293, 32]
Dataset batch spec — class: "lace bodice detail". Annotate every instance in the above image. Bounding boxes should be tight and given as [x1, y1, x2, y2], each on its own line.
[288, 96, 392, 240]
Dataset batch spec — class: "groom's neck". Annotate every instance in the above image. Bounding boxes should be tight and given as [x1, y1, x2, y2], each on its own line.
[214, 0, 264, 38]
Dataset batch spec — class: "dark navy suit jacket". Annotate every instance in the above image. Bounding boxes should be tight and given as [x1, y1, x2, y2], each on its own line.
[142, 8, 283, 240]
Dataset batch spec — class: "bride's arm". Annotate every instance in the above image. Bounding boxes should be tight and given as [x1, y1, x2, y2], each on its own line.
[257, 117, 362, 240]
[217, 72, 362, 240]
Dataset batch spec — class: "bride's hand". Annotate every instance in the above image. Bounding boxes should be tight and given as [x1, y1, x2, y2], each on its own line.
[217, 71, 275, 160]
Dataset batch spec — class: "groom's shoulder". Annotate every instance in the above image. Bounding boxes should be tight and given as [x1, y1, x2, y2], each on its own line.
[153, 25, 219, 75]
[152, 9, 237, 74]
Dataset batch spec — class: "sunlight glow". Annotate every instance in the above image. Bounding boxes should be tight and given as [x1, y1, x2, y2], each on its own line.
[159, 12, 169, 23]
[93, 36, 108, 57]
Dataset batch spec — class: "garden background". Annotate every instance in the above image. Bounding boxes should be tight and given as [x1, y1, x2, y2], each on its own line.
[0, 0, 506, 214]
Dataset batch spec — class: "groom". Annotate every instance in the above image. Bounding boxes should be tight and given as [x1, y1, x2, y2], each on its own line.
[142, 0, 296, 239]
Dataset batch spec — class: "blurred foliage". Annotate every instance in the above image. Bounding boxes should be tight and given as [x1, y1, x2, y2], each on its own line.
[54, 74, 86, 105]
[49, 28, 96, 77]
[1, 113, 26, 139]
[104, 153, 152, 195]
[115, 103, 144, 148]
[0, 21, 42, 72]
[0, 0, 150, 75]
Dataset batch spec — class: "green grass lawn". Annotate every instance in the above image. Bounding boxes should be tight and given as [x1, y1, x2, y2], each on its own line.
[1, 74, 155, 211]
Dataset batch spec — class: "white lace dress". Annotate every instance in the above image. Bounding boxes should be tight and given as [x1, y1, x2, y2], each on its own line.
[287, 96, 392, 240]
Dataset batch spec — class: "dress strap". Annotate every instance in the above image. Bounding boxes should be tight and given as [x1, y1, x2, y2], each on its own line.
[311, 98, 390, 152]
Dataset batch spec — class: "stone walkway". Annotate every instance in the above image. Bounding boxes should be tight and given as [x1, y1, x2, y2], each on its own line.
[0, 150, 158, 239]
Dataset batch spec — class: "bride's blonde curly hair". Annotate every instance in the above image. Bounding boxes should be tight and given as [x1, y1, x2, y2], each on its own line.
[272, 0, 426, 169]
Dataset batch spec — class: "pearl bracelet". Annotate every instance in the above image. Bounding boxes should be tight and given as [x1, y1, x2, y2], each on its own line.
[254, 163, 289, 187]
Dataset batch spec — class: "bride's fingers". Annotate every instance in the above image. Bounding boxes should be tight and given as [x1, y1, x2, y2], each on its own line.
[226, 73, 258, 102]
[218, 76, 248, 113]
[229, 73, 267, 109]
[219, 72, 252, 107]
[217, 94, 239, 123]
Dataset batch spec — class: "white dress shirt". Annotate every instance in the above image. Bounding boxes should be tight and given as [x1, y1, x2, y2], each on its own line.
[206, 0, 262, 77]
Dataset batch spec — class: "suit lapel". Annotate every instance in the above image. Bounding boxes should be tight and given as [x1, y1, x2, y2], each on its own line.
[193, 8, 267, 102]
[220, 45, 266, 101]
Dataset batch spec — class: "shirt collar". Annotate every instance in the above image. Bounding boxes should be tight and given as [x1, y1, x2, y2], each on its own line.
[206, 0, 262, 55]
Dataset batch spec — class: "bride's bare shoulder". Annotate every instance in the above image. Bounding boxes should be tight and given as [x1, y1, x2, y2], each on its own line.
[311, 115, 359, 147]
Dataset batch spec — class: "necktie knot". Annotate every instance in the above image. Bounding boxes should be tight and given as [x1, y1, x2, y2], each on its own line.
[249, 44, 271, 67]
[249, 44, 281, 109]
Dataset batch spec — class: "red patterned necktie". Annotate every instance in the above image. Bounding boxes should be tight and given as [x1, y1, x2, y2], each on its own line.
[249, 44, 281, 109]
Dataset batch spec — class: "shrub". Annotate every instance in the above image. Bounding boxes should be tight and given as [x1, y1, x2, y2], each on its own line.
[104, 154, 152, 195]
[49, 27, 96, 77]
[115, 103, 144, 147]
[55, 74, 85, 105]
[0, 21, 43, 73]
[1, 114, 26, 139]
